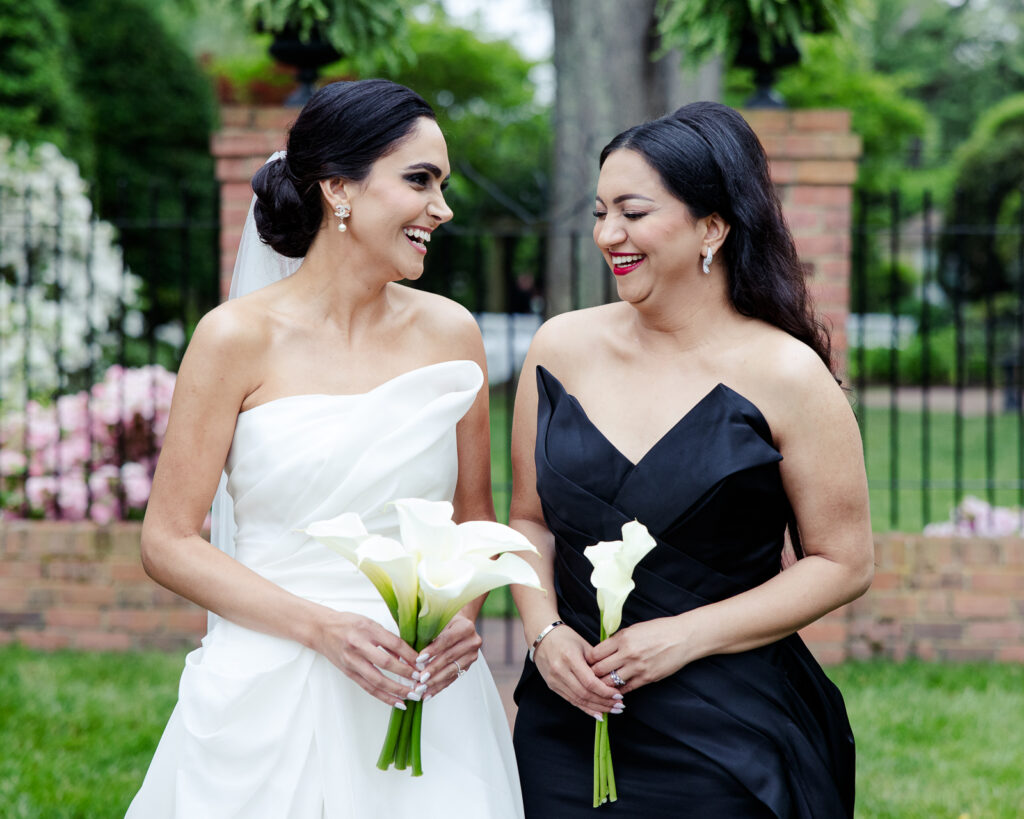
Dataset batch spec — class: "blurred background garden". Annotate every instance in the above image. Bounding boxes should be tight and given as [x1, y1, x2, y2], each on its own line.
[1, 0, 1023, 815]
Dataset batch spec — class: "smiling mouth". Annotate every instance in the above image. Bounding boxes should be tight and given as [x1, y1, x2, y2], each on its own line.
[403, 227, 431, 254]
[610, 253, 645, 275]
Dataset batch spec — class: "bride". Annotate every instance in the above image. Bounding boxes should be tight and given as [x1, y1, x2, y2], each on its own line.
[127, 79, 523, 818]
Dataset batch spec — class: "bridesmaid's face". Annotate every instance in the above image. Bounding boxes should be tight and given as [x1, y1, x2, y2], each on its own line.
[346, 117, 453, 281]
[592, 149, 707, 304]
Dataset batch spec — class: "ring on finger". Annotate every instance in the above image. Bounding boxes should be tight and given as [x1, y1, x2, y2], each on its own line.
[453, 659, 465, 678]
[609, 668, 626, 687]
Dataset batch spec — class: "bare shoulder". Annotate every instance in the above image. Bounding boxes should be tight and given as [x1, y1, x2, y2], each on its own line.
[179, 297, 272, 404]
[527, 303, 621, 373]
[392, 284, 484, 360]
[738, 324, 852, 444]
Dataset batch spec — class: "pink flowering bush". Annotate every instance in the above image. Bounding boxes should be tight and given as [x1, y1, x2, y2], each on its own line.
[924, 496, 1024, 537]
[0, 365, 176, 523]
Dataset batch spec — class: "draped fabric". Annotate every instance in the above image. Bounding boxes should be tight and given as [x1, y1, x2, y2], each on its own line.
[513, 367, 854, 818]
[128, 361, 523, 819]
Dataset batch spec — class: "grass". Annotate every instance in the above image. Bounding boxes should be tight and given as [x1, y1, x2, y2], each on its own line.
[1, 646, 1021, 817]
[859, 407, 1024, 533]
[829, 661, 1024, 819]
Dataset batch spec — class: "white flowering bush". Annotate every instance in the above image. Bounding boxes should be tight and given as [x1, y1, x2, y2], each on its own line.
[924, 496, 1024, 537]
[0, 364, 176, 523]
[0, 137, 143, 404]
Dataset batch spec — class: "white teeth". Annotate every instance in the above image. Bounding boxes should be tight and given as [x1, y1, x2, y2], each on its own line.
[613, 254, 644, 265]
[403, 228, 431, 243]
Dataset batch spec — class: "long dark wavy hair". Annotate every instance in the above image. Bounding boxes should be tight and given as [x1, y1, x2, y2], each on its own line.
[251, 79, 436, 258]
[599, 102, 836, 378]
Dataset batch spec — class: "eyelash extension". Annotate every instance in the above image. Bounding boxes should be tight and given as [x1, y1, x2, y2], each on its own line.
[592, 210, 606, 218]
[406, 173, 430, 186]
[623, 212, 646, 220]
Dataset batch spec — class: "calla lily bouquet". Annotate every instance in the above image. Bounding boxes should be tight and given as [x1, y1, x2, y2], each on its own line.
[583, 519, 657, 807]
[303, 498, 541, 776]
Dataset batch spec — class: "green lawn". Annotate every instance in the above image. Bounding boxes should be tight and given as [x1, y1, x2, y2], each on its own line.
[1, 646, 1021, 817]
[858, 407, 1024, 533]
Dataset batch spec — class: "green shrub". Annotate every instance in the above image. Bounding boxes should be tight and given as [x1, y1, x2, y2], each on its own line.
[57, 0, 219, 329]
[0, 0, 85, 155]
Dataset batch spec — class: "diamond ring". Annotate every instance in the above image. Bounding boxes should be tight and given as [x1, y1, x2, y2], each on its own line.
[609, 668, 626, 687]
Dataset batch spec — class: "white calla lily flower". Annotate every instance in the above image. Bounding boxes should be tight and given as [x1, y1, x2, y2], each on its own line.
[302, 498, 545, 777]
[583, 519, 657, 637]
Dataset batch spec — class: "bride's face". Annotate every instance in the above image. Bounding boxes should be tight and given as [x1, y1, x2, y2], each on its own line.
[346, 117, 453, 281]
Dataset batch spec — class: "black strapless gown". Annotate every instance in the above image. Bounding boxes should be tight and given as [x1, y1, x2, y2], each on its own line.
[513, 367, 855, 818]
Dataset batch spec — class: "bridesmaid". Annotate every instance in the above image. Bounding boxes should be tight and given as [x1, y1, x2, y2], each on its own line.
[509, 102, 873, 817]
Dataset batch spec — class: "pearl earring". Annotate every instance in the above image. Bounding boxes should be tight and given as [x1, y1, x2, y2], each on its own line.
[334, 203, 351, 232]
[702, 247, 713, 275]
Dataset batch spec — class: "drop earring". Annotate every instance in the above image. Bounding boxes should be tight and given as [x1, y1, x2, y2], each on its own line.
[334, 203, 351, 232]
[702, 247, 713, 275]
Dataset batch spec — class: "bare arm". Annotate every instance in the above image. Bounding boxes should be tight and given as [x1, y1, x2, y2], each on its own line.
[141, 307, 419, 706]
[508, 324, 622, 717]
[588, 355, 874, 693]
[417, 306, 494, 696]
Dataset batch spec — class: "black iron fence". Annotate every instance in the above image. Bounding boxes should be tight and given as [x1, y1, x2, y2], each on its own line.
[2, 182, 1023, 538]
[851, 188, 1024, 535]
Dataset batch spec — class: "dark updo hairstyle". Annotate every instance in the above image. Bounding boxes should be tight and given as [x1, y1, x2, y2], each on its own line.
[252, 79, 436, 258]
[599, 102, 835, 378]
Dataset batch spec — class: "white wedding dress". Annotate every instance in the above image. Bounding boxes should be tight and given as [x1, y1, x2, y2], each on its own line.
[127, 359, 524, 818]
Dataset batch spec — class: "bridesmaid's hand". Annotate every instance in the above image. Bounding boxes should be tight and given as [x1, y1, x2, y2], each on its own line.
[417, 614, 483, 700]
[587, 617, 690, 696]
[317, 611, 420, 707]
[534, 626, 623, 719]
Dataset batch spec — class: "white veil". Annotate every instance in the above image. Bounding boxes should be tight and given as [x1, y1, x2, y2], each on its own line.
[208, 151, 303, 628]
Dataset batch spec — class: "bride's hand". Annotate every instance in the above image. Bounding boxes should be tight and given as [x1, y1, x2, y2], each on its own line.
[316, 611, 420, 707]
[586, 617, 690, 695]
[418, 614, 483, 699]
[533, 626, 622, 719]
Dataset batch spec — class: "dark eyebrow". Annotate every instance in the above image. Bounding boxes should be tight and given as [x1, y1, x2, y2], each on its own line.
[405, 162, 451, 185]
[612, 193, 654, 204]
[594, 193, 655, 205]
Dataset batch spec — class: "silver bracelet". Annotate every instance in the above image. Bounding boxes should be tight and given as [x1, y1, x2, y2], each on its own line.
[528, 620, 564, 662]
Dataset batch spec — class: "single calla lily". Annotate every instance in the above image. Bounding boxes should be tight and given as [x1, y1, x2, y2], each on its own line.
[584, 520, 658, 637]
[302, 498, 543, 777]
[582, 519, 658, 807]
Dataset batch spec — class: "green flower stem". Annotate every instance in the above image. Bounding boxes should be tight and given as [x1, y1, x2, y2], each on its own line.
[410, 699, 424, 776]
[395, 704, 416, 769]
[593, 720, 601, 807]
[376, 706, 404, 770]
[592, 622, 618, 806]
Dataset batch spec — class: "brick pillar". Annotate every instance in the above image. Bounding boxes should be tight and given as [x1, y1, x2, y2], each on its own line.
[744, 110, 861, 378]
[211, 107, 298, 301]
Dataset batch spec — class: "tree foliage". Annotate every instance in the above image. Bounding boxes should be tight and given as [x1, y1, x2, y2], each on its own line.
[869, 0, 1024, 161]
[0, 0, 84, 155]
[342, 6, 550, 227]
[943, 94, 1024, 297]
[656, 0, 851, 66]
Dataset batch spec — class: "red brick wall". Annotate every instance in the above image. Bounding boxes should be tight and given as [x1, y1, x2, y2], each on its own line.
[211, 106, 296, 301]
[0, 521, 205, 651]
[745, 109, 861, 377]
[799, 534, 1024, 663]
[3, 523, 1022, 663]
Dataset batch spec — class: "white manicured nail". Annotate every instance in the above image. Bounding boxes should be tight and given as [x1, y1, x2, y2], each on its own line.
[415, 683, 427, 694]
[394, 701, 407, 710]
[407, 691, 422, 702]
[612, 693, 623, 701]
[416, 653, 431, 664]
[592, 712, 603, 722]
[419, 671, 431, 683]
[411, 671, 420, 681]
[611, 706, 624, 715]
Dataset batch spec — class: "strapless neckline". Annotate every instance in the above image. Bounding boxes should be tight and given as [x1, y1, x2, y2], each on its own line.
[239, 359, 481, 416]
[536, 366, 776, 468]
